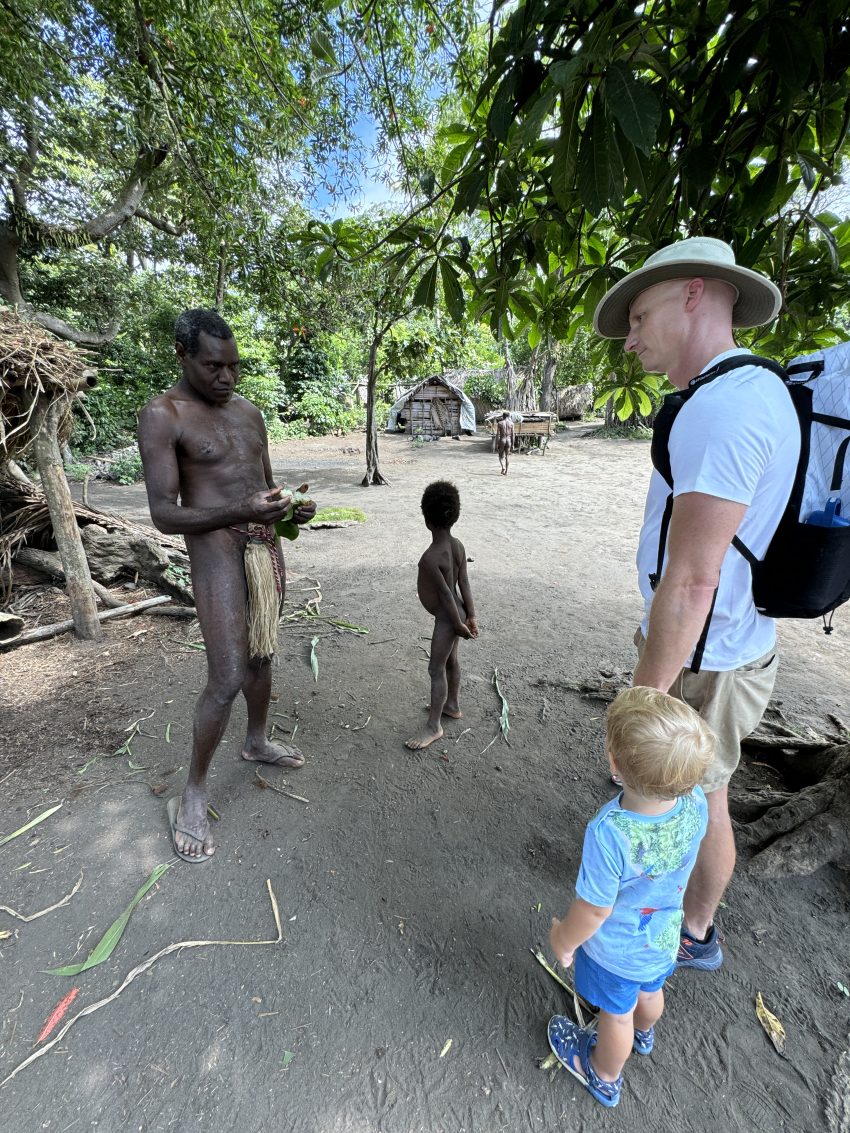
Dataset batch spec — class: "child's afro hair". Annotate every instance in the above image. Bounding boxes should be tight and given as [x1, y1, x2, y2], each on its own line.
[421, 480, 460, 528]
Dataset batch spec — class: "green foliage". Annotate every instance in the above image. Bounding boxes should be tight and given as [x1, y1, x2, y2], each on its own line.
[372, 401, 390, 430]
[109, 452, 144, 485]
[274, 420, 310, 440]
[593, 352, 670, 422]
[557, 329, 599, 388]
[220, 305, 281, 425]
[437, 0, 850, 359]
[592, 424, 653, 441]
[464, 371, 505, 404]
[295, 389, 360, 435]
[281, 338, 332, 402]
[279, 337, 357, 435]
[274, 488, 314, 541]
[76, 383, 149, 453]
[63, 462, 90, 482]
[322, 331, 367, 386]
[19, 248, 132, 331]
[310, 507, 367, 523]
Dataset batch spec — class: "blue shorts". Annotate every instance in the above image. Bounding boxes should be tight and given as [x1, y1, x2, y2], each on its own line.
[575, 946, 674, 1016]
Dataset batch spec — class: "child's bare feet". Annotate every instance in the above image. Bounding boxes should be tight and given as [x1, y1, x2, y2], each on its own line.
[405, 723, 444, 750]
[424, 704, 463, 719]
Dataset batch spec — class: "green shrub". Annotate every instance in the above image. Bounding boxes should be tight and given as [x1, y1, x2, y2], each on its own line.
[109, 452, 144, 484]
[64, 462, 91, 481]
[294, 390, 359, 435]
[464, 371, 505, 404]
[275, 420, 309, 440]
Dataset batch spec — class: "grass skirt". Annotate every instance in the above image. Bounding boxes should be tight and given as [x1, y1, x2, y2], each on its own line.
[243, 536, 281, 659]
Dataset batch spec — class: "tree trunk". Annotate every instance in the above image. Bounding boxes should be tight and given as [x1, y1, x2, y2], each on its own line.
[1, 475, 190, 587]
[517, 369, 537, 412]
[540, 352, 556, 412]
[28, 394, 102, 640]
[215, 241, 227, 308]
[503, 353, 519, 410]
[0, 225, 24, 306]
[737, 744, 850, 877]
[362, 334, 389, 486]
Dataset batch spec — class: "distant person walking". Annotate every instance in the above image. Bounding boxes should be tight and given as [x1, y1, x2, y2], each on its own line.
[495, 411, 514, 475]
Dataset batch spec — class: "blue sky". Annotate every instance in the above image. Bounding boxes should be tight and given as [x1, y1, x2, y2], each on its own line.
[308, 113, 404, 219]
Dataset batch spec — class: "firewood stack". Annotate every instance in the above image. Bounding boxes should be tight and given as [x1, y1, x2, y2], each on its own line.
[1, 311, 194, 648]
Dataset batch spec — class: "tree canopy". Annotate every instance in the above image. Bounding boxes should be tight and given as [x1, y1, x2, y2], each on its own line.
[432, 0, 850, 358]
[2, 0, 850, 447]
[0, 0, 477, 341]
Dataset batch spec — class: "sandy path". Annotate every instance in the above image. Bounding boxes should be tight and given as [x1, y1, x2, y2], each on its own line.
[1, 427, 847, 1132]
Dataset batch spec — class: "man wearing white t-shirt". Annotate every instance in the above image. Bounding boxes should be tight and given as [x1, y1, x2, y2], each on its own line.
[593, 237, 799, 972]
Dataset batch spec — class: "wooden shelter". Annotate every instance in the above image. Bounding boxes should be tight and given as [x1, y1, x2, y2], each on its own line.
[387, 375, 476, 440]
[485, 409, 557, 453]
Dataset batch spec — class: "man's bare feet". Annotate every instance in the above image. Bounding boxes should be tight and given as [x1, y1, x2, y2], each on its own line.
[168, 789, 215, 861]
[405, 723, 444, 750]
[242, 738, 305, 768]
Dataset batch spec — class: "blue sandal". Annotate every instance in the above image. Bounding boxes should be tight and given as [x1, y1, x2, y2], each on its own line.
[547, 1016, 622, 1108]
[633, 1026, 654, 1055]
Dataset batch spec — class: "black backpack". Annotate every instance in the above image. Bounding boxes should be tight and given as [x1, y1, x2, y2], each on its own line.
[650, 349, 850, 672]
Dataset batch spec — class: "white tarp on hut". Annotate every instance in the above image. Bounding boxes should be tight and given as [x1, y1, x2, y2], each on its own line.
[386, 375, 477, 434]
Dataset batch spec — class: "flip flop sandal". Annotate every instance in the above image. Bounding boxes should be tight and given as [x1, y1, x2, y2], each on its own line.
[167, 796, 213, 863]
[547, 1015, 622, 1108]
[242, 749, 305, 769]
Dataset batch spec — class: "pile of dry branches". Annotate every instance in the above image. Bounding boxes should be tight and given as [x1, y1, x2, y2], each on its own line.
[0, 308, 95, 460]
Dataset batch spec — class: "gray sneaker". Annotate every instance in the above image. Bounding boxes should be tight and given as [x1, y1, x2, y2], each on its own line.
[677, 924, 723, 971]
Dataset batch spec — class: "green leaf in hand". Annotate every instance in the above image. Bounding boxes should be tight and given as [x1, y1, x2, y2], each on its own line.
[274, 488, 313, 542]
[276, 520, 299, 541]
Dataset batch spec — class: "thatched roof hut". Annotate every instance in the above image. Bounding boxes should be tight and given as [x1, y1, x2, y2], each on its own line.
[387, 374, 477, 438]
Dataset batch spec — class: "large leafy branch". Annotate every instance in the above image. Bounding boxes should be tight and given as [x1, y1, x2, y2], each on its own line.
[434, 0, 850, 364]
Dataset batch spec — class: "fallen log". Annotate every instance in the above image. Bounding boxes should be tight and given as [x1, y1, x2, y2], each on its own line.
[1, 476, 193, 604]
[14, 546, 122, 608]
[13, 546, 195, 618]
[0, 594, 171, 650]
[0, 610, 24, 643]
[80, 524, 194, 604]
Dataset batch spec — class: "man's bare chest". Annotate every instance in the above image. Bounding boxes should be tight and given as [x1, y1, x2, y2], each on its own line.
[176, 408, 264, 467]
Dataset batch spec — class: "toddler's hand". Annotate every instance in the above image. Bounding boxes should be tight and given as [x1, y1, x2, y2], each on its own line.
[549, 917, 574, 969]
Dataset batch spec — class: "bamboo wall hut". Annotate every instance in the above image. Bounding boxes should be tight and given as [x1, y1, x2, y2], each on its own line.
[387, 375, 476, 439]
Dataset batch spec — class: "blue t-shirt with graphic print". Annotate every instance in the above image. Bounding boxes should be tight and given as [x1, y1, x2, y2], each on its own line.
[576, 787, 708, 982]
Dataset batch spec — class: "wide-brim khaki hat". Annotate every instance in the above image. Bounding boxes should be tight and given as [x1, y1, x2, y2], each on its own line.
[593, 236, 782, 339]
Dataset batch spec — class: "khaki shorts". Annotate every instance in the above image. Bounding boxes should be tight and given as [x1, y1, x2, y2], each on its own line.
[634, 630, 779, 793]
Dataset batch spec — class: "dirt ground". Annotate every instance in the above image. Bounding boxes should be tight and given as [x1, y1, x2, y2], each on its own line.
[1, 426, 849, 1133]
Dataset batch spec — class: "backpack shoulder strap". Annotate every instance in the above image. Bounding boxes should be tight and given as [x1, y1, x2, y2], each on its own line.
[648, 353, 787, 672]
[650, 354, 785, 488]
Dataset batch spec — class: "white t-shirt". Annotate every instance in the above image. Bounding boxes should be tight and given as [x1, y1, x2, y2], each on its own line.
[636, 350, 800, 671]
